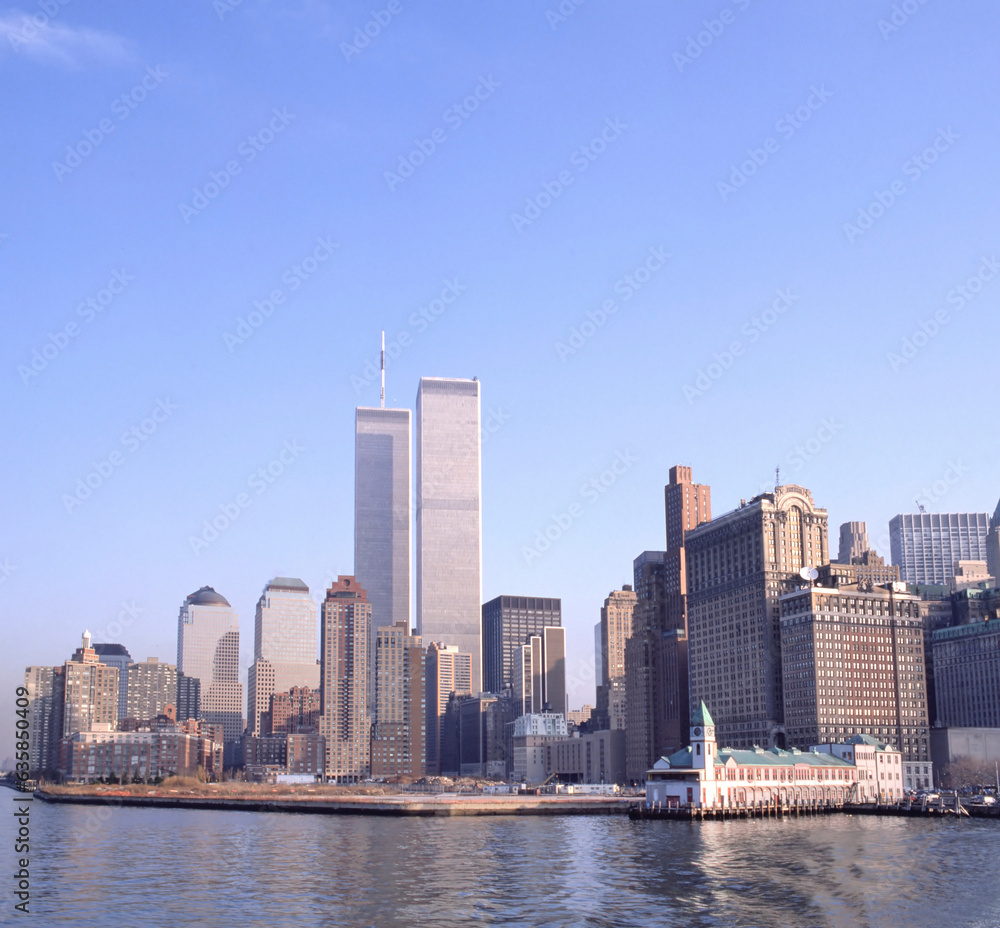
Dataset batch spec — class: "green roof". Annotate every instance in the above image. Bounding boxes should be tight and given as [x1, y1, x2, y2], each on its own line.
[657, 745, 854, 771]
[692, 701, 714, 727]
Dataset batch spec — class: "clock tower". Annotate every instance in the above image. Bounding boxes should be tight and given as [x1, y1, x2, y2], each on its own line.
[690, 701, 717, 780]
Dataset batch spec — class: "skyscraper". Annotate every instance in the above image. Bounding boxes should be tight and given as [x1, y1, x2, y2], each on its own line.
[512, 626, 566, 718]
[686, 484, 829, 749]
[247, 577, 320, 736]
[837, 521, 869, 564]
[371, 620, 425, 779]
[23, 665, 64, 776]
[889, 512, 990, 585]
[62, 631, 119, 738]
[425, 642, 472, 775]
[319, 576, 371, 783]
[126, 658, 178, 722]
[355, 406, 411, 636]
[92, 643, 132, 723]
[596, 587, 637, 732]
[988, 501, 1000, 583]
[176, 586, 243, 757]
[780, 581, 930, 786]
[415, 377, 483, 693]
[482, 595, 562, 695]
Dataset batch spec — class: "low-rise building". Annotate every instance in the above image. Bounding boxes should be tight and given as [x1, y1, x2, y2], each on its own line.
[811, 734, 903, 801]
[511, 713, 567, 784]
[644, 703, 856, 808]
[545, 729, 626, 785]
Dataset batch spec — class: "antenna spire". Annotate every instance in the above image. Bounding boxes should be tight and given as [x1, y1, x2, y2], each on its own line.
[380, 330, 385, 409]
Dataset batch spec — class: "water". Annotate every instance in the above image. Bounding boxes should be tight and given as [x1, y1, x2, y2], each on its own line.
[7, 800, 1000, 927]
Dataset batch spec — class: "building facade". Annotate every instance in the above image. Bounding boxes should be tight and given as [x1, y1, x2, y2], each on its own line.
[63, 631, 119, 738]
[319, 576, 372, 783]
[125, 658, 178, 723]
[370, 620, 425, 779]
[23, 665, 64, 777]
[546, 729, 626, 786]
[644, 704, 857, 809]
[890, 512, 990, 585]
[415, 377, 483, 693]
[425, 642, 472, 775]
[686, 484, 829, 749]
[597, 587, 637, 732]
[512, 626, 566, 718]
[92, 643, 132, 723]
[247, 577, 319, 736]
[779, 582, 930, 771]
[511, 712, 567, 784]
[482, 595, 562, 696]
[932, 619, 1000, 728]
[355, 406, 411, 640]
[176, 586, 243, 755]
[812, 734, 904, 802]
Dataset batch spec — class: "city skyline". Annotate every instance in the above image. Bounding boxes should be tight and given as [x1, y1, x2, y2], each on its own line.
[4, 3, 1000, 767]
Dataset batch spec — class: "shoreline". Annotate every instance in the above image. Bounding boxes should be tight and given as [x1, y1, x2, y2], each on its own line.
[34, 787, 632, 817]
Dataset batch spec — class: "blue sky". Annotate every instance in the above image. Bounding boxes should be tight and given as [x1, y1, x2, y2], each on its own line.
[2, 0, 998, 760]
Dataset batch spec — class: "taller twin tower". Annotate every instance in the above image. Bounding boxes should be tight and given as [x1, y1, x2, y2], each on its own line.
[354, 376, 483, 693]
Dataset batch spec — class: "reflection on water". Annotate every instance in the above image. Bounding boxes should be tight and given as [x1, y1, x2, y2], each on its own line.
[12, 802, 1000, 927]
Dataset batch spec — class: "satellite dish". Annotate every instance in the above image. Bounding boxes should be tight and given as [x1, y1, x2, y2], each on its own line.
[799, 566, 819, 582]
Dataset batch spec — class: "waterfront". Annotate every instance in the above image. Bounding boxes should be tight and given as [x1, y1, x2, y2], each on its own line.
[7, 800, 1000, 927]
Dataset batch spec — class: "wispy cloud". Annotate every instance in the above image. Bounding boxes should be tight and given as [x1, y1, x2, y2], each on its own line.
[0, 10, 133, 68]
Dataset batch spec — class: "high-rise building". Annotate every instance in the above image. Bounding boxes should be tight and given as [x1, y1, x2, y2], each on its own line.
[838, 522, 870, 564]
[627, 466, 712, 780]
[126, 658, 178, 722]
[987, 501, 1000, 583]
[266, 686, 321, 735]
[415, 377, 482, 693]
[512, 626, 566, 718]
[932, 618, 1000, 729]
[63, 631, 119, 738]
[319, 576, 371, 783]
[176, 673, 200, 723]
[92, 643, 132, 723]
[247, 577, 319, 736]
[23, 665, 64, 776]
[425, 642, 472, 775]
[596, 587, 637, 733]
[355, 407, 411, 641]
[779, 582, 930, 781]
[482, 595, 562, 695]
[176, 586, 243, 756]
[686, 484, 829, 749]
[889, 512, 990, 585]
[370, 621, 425, 779]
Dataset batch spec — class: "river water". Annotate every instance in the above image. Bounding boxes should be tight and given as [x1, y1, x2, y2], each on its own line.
[6, 800, 999, 927]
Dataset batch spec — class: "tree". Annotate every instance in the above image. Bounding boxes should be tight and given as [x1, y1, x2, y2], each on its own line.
[941, 755, 996, 790]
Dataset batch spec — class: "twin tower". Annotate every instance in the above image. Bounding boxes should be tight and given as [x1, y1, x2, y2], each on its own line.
[355, 377, 483, 693]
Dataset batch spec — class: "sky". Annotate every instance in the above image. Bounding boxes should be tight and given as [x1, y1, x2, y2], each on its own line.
[2, 0, 998, 762]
